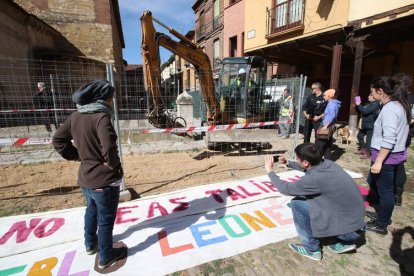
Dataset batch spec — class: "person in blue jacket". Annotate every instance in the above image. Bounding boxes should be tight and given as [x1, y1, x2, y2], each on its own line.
[316, 89, 341, 160]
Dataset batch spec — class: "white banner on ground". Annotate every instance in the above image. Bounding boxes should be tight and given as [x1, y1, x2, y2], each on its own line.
[0, 170, 362, 275]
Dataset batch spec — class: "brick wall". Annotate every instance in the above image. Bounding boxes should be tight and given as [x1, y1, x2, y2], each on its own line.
[194, 0, 224, 76]
[223, 0, 245, 58]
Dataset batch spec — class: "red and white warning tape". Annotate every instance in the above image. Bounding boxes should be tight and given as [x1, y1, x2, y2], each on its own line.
[0, 108, 145, 113]
[0, 138, 52, 146]
[0, 108, 75, 113]
[1, 120, 286, 146]
[136, 121, 280, 134]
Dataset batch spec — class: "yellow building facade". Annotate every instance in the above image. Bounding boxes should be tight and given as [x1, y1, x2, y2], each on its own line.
[243, 0, 414, 123]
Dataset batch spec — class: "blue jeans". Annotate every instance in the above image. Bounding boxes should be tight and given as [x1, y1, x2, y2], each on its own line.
[367, 163, 397, 227]
[290, 197, 361, 252]
[81, 186, 120, 263]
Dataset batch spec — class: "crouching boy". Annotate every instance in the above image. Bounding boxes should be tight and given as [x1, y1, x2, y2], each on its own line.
[265, 143, 365, 260]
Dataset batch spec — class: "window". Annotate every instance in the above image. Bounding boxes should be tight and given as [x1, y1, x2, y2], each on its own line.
[275, 0, 303, 27]
[241, 32, 244, 56]
[213, 0, 221, 29]
[269, 0, 304, 35]
[186, 69, 190, 90]
[214, 0, 220, 18]
[213, 39, 220, 60]
[200, 10, 205, 26]
[229, 36, 237, 57]
[196, 10, 205, 39]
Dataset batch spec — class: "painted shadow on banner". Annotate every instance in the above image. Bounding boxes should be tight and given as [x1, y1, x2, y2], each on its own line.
[114, 191, 229, 257]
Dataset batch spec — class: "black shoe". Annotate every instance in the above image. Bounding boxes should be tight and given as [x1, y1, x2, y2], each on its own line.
[365, 211, 393, 225]
[366, 221, 388, 235]
[394, 196, 402, 206]
[98, 246, 128, 269]
[365, 211, 378, 220]
[86, 245, 98, 255]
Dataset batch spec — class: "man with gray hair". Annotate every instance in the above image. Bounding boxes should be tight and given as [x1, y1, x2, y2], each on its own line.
[33, 82, 54, 133]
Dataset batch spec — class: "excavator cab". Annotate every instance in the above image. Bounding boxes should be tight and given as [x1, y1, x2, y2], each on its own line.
[218, 56, 267, 124]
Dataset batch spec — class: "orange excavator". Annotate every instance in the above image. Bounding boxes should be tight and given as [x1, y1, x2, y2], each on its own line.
[141, 11, 275, 126]
[141, 11, 279, 150]
[141, 10, 219, 128]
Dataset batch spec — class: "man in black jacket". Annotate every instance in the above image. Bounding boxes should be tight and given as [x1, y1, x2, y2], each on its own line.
[302, 82, 327, 142]
[33, 82, 55, 133]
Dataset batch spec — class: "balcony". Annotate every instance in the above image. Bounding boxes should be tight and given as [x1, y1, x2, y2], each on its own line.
[195, 24, 206, 41]
[213, 14, 223, 29]
[266, 0, 305, 38]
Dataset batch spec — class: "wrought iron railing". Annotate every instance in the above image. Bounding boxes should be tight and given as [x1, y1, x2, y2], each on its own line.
[213, 14, 223, 29]
[266, 0, 305, 37]
[195, 24, 206, 40]
[195, 14, 223, 42]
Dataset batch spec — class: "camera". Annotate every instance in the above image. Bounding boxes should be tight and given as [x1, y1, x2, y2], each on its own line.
[273, 156, 279, 162]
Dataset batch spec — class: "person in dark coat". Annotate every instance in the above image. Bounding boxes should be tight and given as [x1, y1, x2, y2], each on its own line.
[390, 73, 413, 206]
[355, 93, 381, 159]
[33, 82, 55, 133]
[52, 80, 127, 270]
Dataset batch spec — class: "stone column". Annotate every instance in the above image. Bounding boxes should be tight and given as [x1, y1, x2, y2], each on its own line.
[176, 91, 194, 127]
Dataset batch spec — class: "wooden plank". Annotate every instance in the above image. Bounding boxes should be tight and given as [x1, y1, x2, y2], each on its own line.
[330, 44, 342, 90]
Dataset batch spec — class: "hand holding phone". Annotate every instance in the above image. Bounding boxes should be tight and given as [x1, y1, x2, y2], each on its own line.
[354, 96, 361, 105]
[278, 156, 287, 164]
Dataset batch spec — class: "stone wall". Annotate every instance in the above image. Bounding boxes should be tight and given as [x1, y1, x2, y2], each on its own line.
[15, 0, 124, 65]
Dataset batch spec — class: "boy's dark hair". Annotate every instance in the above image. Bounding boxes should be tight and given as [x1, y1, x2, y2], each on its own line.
[294, 143, 322, 166]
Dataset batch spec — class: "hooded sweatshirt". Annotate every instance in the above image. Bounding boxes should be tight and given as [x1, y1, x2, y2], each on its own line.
[323, 99, 341, 126]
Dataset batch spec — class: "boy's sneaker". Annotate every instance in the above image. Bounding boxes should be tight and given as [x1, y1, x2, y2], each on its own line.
[366, 221, 388, 235]
[86, 245, 98, 255]
[98, 246, 128, 269]
[288, 243, 322, 261]
[327, 242, 356, 254]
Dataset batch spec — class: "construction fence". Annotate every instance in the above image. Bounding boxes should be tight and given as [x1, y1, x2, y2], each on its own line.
[0, 58, 308, 216]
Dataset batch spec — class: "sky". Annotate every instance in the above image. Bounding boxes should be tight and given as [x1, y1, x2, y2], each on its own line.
[119, 0, 196, 65]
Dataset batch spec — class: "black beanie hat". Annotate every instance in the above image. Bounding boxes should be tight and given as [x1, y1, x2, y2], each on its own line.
[72, 80, 115, 105]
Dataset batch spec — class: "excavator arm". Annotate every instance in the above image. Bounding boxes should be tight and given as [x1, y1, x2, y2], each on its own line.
[141, 10, 220, 128]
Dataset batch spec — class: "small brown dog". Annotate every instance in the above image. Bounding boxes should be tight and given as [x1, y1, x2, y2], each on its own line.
[337, 127, 350, 145]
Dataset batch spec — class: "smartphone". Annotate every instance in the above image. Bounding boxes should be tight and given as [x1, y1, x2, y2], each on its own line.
[354, 96, 361, 104]
[273, 156, 279, 162]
